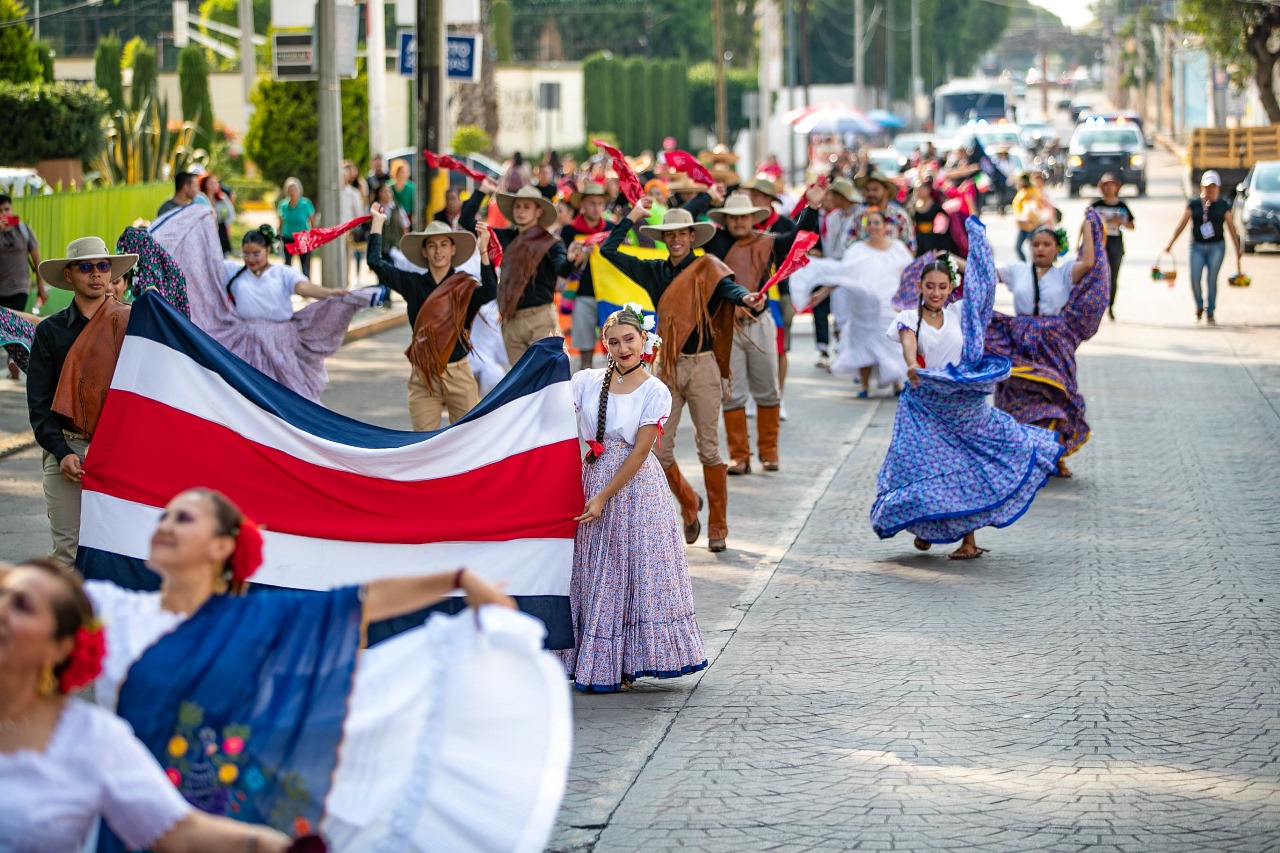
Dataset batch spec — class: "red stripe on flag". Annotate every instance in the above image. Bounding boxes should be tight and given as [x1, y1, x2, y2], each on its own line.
[84, 392, 583, 544]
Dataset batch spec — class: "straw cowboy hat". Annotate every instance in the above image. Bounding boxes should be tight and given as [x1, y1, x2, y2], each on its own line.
[1097, 172, 1121, 190]
[39, 236, 138, 291]
[699, 145, 740, 166]
[666, 174, 710, 195]
[399, 221, 477, 268]
[569, 182, 608, 208]
[708, 165, 741, 187]
[829, 178, 858, 204]
[856, 170, 897, 195]
[708, 191, 770, 225]
[741, 177, 781, 203]
[639, 208, 716, 248]
[627, 151, 654, 174]
[495, 185, 557, 230]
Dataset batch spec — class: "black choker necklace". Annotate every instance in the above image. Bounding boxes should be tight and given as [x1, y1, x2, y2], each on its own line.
[614, 362, 645, 384]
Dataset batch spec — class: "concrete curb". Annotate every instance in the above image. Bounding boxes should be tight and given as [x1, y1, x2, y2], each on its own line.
[0, 312, 409, 460]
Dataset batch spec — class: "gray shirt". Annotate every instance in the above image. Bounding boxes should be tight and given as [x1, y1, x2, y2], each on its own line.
[0, 222, 37, 298]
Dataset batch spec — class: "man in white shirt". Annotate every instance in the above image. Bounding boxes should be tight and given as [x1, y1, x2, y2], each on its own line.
[814, 178, 858, 367]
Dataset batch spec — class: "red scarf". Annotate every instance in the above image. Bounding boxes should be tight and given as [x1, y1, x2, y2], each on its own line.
[760, 210, 780, 231]
[569, 214, 607, 235]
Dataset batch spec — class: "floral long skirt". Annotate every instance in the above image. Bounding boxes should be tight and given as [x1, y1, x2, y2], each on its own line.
[557, 438, 708, 692]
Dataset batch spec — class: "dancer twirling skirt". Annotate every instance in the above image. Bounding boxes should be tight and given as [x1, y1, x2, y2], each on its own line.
[871, 217, 1063, 560]
[559, 306, 708, 692]
[985, 209, 1109, 477]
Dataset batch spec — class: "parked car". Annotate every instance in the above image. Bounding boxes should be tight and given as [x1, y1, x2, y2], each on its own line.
[867, 148, 906, 175]
[1233, 160, 1280, 253]
[890, 132, 936, 162]
[1066, 122, 1147, 196]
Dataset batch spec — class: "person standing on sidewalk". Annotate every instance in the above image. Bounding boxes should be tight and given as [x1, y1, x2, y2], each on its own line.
[366, 204, 496, 431]
[26, 237, 139, 565]
[600, 198, 768, 553]
[561, 183, 611, 372]
[559, 307, 708, 692]
[1088, 173, 1134, 321]
[277, 178, 317, 280]
[156, 171, 199, 218]
[686, 186, 823, 475]
[0, 194, 43, 379]
[1163, 170, 1242, 324]
[460, 179, 575, 365]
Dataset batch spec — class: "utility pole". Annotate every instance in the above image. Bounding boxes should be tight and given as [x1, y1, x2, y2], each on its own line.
[712, 0, 728, 144]
[910, 0, 921, 128]
[798, 0, 810, 108]
[317, 0, 345, 289]
[368, 0, 387, 161]
[885, 0, 894, 111]
[1037, 9, 1048, 118]
[854, 0, 864, 109]
[417, 0, 443, 228]
[238, 0, 256, 139]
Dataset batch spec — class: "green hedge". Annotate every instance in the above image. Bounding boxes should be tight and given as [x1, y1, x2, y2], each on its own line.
[0, 82, 109, 164]
[578, 54, 697, 155]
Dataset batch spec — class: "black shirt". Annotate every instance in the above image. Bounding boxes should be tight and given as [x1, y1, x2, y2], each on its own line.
[459, 191, 575, 309]
[1188, 198, 1228, 244]
[27, 299, 91, 461]
[559, 219, 610, 298]
[680, 197, 820, 291]
[366, 233, 498, 363]
[1089, 198, 1135, 244]
[600, 218, 754, 355]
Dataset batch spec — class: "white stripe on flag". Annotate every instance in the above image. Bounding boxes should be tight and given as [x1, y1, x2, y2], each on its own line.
[110, 337, 577, 481]
[80, 492, 572, 596]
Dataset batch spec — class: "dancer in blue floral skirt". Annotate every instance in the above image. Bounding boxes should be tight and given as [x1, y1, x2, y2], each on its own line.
[871, 217, 1063, 559]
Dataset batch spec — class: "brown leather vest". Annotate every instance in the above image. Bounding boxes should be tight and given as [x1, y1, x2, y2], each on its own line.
[497, 226, 557, 317]
[723, 231, 775, 293]
[405, 270, 478, 391]
[656, 255, 737, 384]
[52, 297, 130, 437]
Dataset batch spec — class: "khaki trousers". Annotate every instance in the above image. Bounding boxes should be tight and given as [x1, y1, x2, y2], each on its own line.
[656, 353, 724, 468]
[725, 313, 781, 410]
[42, 434, 89, 567]
[408, 360, 480, 431]
[501, 303, 561, 366]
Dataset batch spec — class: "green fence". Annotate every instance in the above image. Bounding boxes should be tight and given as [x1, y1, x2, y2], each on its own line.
[12, 182, 171, 314]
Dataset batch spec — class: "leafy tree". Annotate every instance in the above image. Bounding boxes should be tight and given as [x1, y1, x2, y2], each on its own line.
[625, 57, 651, 151]
[583, 52, 616, 142]
[178, 44, 216, 146]
[0, 82, 109, 163]
[129, 42, 159, 113]
[1180, 0, 1280, 123]
[491, 0, 514, 63]
[199, 0, 270, 33]
[244, 75, 369, 194]
[687, 62, 757, 145]
[0, 0, 41, 84]
[94, 33, 125, 111]
[451, 124, 492, 157]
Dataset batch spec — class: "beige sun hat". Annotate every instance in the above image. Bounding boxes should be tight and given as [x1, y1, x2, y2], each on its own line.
[39, 236, 139, 291]
[495, 184, 557, 230]
[400, 221, 477, 268]
[829, 178, 858, 204]
[741, 177, 781, 202]
[569, 182, 608, 209]
[856, 171, 898, 195]
[708, 191, 770, 225]
[666, 174, 710, 195]
[639, 208, 716, 248]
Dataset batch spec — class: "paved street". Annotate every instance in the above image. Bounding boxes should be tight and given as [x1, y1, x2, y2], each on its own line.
[2, 146, 1279, 850]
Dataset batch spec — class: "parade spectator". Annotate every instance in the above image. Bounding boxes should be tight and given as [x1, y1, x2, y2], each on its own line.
[1089, 173, 1134, 321]
[563, 183, 611, 371]
[908, 169, 955, 257]
[433, 187, 463, 227]
[340, 160, 369, 283]
[0, 194, 42, 378]
[850, 172, 914, 252]
[200, 173, 235, 256]
[372, 181, 409, 252]
[276, 177, 317, 279]
[391, 161, 417, 226]
[502, 151, 533, 192]
[535, 163, 558, 200]
[558, 308, 708, 692]
[366, 153, 390, 188]
[156, 171, 199, 218]
[1164, 170, 1241, 324]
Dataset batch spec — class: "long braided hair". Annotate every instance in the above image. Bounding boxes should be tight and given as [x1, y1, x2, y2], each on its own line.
[588, 309, 647, 464]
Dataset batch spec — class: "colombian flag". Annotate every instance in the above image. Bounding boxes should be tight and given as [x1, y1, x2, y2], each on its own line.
[589, 245, 664, 329]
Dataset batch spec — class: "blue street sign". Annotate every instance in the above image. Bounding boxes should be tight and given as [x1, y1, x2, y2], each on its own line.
[447, 34, 480, 82]
[398, 30, 415, 77]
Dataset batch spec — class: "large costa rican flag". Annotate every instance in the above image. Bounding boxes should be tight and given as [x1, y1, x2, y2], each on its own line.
[77, 292, 582, 647]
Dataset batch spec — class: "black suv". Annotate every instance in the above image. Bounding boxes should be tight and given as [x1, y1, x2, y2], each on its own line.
[1066, 121, 1147, 196]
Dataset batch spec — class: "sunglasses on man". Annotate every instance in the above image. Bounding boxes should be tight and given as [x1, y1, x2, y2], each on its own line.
[68, 261, 113, 273]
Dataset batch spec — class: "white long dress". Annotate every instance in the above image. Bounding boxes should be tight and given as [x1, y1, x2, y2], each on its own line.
[0, 699, 191, 852]
[828, 241, 913, 387]
[85, 583, 571, 853]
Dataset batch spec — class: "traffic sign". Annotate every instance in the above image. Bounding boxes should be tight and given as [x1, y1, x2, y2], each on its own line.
[447, 34, 482, 82]
[272, 33, 316, 82]
[398, 30, 415, 77]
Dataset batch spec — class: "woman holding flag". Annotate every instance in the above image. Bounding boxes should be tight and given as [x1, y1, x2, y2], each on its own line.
[83, 487, 572, 852]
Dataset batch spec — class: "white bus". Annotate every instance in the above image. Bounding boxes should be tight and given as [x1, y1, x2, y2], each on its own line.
[933, 78, 1010, 134]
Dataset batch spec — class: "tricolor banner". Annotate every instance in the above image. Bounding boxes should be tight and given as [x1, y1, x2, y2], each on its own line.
[77, 292, 582, 647]
[588, 244, 662, 329]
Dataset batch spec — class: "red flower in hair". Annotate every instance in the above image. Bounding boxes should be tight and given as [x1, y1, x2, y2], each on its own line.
[58, 621, 106, 694]
[228, 516, 265, 587]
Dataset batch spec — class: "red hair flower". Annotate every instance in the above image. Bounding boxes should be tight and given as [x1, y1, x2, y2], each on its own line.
[59, 620, 106, 694]
[228, 516, 265, 587]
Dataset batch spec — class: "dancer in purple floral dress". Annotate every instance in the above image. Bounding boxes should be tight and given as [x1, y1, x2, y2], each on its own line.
[1, 305, 35, 373]
[559, 306, 708, 692]
[871, 217, 1063, 560]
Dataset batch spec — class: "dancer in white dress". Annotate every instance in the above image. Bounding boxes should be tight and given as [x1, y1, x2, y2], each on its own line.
[0, 559, 290, 852]
[84, 488, 572, 853]
[802, 209, 911, 396]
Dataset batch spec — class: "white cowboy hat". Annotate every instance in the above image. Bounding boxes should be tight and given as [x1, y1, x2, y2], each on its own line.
[400, 221, 477, 268]
[828, 178, 858, 203]
[38, 236, 139, 291]
[708, 191, 770, 225]
[639, 208, 716, 248]
[666, 174, 710, 195]
[495, 185, 557, 230]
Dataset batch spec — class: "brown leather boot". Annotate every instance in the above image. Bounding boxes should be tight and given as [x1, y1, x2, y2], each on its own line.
[723, 407, 751, 475]
[663, 462, 703, 544]
[703, 463, 729, 552]
[757, 404, 780, 471]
